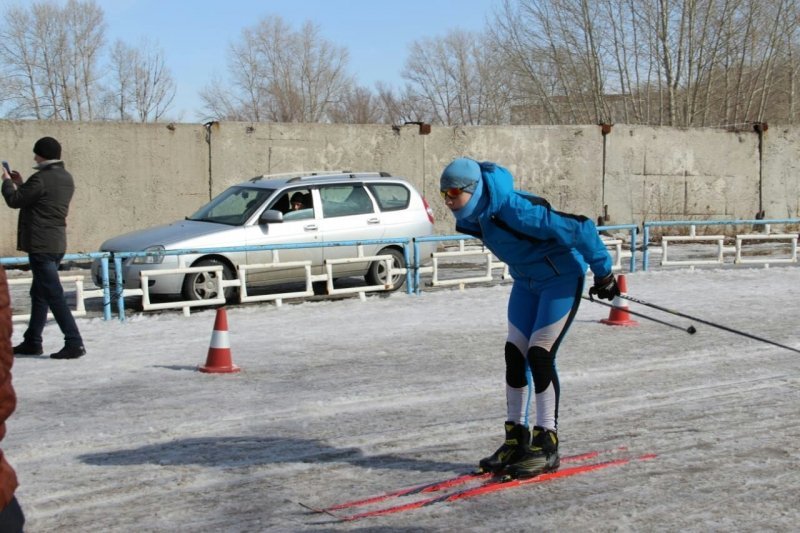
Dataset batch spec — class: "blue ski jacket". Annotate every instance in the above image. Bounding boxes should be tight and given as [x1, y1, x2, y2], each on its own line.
[454, 161, 612, 284]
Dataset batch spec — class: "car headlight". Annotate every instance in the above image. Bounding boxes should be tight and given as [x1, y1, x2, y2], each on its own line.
[132, 245, 166, 264]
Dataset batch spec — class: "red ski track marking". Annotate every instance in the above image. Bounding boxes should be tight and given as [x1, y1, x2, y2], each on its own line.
[338, 453, 656, 522]
[320, 445, 628, 514]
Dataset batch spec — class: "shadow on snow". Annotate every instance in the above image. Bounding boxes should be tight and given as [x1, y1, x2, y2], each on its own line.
[78, 435, 471, 474]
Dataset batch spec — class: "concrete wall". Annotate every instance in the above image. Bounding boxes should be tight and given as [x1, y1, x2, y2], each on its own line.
[0, 120, 796, 257]
[761, 126, 800, 219]
[0, 121, 207, 256]
[604, 126, 760, 224]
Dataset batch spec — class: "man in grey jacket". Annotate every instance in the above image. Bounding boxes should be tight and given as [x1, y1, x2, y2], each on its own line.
[1, 137, 85, 360]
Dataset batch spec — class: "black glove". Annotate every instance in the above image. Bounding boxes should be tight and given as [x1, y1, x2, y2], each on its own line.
[589, 273, 620, 301]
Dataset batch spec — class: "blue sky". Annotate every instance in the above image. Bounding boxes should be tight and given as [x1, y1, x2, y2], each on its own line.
[91, 0, 499, 121]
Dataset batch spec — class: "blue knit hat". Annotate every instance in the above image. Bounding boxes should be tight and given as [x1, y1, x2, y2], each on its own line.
[440, 158, 481, 193]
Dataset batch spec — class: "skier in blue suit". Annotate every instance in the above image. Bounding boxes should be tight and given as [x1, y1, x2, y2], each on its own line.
[439, 157, 619, 478]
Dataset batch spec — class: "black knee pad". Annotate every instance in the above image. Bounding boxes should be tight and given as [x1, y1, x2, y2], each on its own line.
[504, 342, 528, 388]
[527, 346, 556, 394]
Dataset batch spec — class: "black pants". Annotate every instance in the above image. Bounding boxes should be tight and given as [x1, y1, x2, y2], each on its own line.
[0, 496, 24, 532]
[24, 253, 82, 348]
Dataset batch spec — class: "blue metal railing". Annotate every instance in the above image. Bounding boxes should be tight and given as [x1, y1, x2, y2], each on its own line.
[1, 225, 641, 321]
[7, 218, 796, 320]
[599, 224, 639, 272]
[0, 252, 113, 321]
[413, 223, 639, 294]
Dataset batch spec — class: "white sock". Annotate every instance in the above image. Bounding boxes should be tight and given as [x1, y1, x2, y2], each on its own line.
[535, 382, 556, 431]
[506, 384, 529, 425]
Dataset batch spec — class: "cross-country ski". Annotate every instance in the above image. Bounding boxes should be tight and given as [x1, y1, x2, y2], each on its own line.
[328, 453, 657, 522]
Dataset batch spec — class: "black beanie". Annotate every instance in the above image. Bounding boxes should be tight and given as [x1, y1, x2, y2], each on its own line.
[33, 136, 62, 160]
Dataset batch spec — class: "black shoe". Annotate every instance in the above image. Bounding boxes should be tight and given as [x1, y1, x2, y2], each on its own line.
[50, 345, 86, 360]
[13, 342, 43, 356]
[504, 426, 560, 479]
[478, 421, 530, 473]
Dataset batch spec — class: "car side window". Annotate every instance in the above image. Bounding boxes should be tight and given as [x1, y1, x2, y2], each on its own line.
[320, 185, 374, 218]
[270, 189, 315, 221]
[367, 184, 410, 211]
[270, 193, 291, 213]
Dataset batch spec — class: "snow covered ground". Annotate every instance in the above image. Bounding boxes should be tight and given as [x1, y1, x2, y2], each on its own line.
[5, 266, 800, 532]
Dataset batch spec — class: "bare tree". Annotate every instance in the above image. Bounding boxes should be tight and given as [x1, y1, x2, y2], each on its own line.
[3, 0, 799, 125]
[492, 0, 800, 126]
[402, 29, 511, 125]
[0, 0, 175, 123]
[64, 0, 105, 120]
[328, 86, 386, 124]
[0, 6, 42, 118]
[600, 0, 654, 123]
[0, 0, 105, 120]
[106, 40, 137, 121]
[751, 0, 792, 122]
[197, 74, 252, 122]
[374, 82, 431, 125]
[104, 38, 175, 122]
[201, 15, 352, 123]
[203, 26, 270, 122]
[30, 2, 68, 119]
[131, 39, 175, 122]
[772, 5, 800, 124]
[491, 0, 575, 124]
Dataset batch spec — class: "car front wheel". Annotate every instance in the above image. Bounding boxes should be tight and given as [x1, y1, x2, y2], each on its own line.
[182, 258, 236, 301]
[365, 248, 406, 291]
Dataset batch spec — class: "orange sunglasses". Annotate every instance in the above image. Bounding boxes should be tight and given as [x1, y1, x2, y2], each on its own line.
[439, 186, 469, 200]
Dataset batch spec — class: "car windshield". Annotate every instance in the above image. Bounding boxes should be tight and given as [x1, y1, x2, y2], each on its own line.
[187, 186, 275, 225]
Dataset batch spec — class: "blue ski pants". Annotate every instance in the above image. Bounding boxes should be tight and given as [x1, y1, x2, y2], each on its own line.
[503, 275, 584, 431]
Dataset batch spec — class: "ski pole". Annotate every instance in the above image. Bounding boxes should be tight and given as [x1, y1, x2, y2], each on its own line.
[582, 296, 696, 334]
[619, 294, 800, 354]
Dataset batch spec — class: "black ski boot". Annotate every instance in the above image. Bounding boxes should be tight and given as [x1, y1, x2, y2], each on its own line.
[478, 421, 530, 474]
[504, 426, 560, 479]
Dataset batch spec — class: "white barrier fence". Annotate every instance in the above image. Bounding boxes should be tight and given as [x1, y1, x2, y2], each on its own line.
[735, 233, 798, 264]
[642, 218, 799, 270]
[7, 275, 102, 323]
[422, 240, 509, 289]
[115, 249, 403, 317]
[416, 236, 629, 290]
[3, 236, 637, 322]
[659, 224, 798, 268]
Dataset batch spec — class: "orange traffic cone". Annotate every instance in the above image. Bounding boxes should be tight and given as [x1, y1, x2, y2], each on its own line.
[600, 274, 639, 327]
[199, 307, 240, 373]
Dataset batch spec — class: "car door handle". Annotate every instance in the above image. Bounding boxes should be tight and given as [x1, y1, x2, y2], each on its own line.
[367, 217, 380, 225]
[304, 224, 318, 231]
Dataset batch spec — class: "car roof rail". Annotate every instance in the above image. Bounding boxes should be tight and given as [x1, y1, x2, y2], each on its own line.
[285, 171, 392, 183]
[249, 170, 352, 182]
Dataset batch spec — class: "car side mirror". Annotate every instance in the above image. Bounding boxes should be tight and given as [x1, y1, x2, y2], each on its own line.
[259, 209, 284, 224]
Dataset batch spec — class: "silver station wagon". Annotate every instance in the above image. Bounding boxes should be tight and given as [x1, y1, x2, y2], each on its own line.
[92, 171, 437, 300]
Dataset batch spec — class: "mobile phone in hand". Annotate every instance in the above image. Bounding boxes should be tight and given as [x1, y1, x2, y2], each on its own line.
[1, 161, 9, 174]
